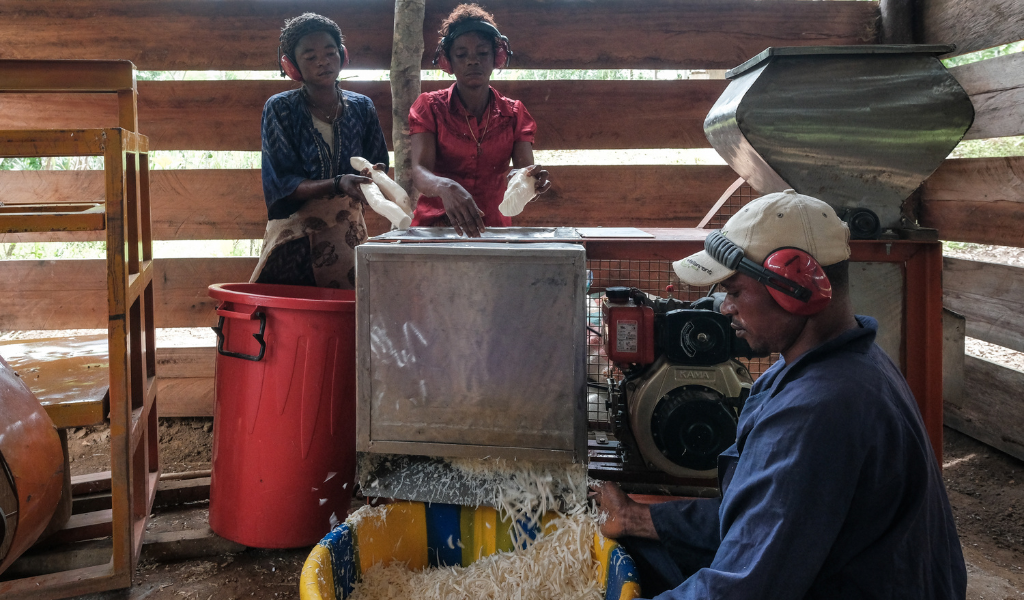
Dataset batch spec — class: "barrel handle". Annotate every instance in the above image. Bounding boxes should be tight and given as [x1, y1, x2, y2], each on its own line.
[212, 303, 267, 362]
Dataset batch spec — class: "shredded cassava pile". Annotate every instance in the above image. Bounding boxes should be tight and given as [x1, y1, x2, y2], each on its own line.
[346, 509, 604, 600]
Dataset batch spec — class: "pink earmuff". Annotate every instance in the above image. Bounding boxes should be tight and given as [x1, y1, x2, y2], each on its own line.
[762, 248, 832, 316]
[280, 54, 303, 81]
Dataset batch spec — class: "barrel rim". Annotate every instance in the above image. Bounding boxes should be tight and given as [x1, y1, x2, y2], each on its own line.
[208, 283, 355, 312]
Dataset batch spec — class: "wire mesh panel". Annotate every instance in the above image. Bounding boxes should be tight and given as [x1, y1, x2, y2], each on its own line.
[702, 180, 759, 229]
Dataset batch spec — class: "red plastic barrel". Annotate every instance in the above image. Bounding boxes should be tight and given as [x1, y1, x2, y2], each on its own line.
[207, 283, 356, 549]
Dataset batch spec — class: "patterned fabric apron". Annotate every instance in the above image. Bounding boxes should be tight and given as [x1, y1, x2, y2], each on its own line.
[249, 194, 368, 289]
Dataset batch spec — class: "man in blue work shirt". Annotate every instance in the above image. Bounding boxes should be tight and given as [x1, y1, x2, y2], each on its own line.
[592, 190, 966, 599]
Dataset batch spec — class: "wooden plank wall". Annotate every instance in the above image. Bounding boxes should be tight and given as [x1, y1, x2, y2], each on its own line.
[914, 0, 1024, 458]
[2, 1, 879, 415]
[919, 0, 1024, 58]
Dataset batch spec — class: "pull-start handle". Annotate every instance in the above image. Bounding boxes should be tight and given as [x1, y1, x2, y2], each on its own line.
[212, 303, 267, 362]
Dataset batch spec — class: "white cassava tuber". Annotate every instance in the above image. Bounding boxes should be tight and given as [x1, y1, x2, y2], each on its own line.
[498, 169, 539, 217]
[360, 182, 411, 230]
[351, 156, 413, 216]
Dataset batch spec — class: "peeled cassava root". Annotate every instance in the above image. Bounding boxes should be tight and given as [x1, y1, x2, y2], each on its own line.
[351, 156, 413, 216]
[360, 182, 411, 230]
[498, 169, 539, 217]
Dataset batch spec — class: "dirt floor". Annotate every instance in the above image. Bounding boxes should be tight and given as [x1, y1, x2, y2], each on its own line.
[36, 418, 1015, 599]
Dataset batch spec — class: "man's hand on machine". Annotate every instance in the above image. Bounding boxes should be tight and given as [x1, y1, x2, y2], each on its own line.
[589, 481, 660, 540]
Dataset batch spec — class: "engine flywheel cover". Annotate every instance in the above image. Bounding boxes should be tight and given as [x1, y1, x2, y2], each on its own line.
[650, 386, 738, 472]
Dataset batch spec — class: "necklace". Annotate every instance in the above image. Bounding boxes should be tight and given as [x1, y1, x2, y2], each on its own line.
[464, 108, 492, 155]
[303, 86, 342, 123]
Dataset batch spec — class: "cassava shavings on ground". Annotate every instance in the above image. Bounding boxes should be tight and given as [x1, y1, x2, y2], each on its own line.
[347, 511, 605, 600]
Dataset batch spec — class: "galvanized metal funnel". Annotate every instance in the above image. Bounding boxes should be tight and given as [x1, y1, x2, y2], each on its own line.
[704, 45, 975, 230]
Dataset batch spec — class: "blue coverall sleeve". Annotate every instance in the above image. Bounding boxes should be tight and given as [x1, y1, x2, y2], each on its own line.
[650, 497, 722, 555]
[651, 398, 864, 600]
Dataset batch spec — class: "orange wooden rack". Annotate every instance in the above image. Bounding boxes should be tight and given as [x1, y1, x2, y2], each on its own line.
[0, 60, 159, 598]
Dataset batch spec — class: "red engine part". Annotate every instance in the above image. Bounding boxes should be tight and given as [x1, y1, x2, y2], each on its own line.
[602, 296, 655, 365]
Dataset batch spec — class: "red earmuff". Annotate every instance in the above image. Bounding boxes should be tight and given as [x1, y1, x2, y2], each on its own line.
[433, 33, 511, 74]
[280, 44, 349, 81]
[762, 248, 832, 316]
[280, 54, 303, 81]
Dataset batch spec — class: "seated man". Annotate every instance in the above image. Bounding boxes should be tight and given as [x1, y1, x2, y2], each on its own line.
[592, 190, 966, 599]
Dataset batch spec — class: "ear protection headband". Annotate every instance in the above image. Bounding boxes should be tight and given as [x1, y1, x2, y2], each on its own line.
[432, 20, 512, 74]
[704, 230, 832, 316]
[278, 43, 350, 82]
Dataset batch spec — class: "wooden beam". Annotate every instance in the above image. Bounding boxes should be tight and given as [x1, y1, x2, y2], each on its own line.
[0, 257, 256, 330]
[157, 378, 214, 418]
[152, 477, 211, 509]
[0, 164, 738, 242]
[919, 157, 1024, 247]
[391, 0, 425, 196]
[943, 257, 1024, 353]
[951, 52, 1024, 140]
[0, 1, 878, 71]
[157, 346, 215, 379]
[919, 0, 1024, 57]
[945, 355, 1024, 462]
[0, 80, 727, 151]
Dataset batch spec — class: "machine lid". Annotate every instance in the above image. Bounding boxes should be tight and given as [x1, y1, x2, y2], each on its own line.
[727, 44, 957, 79]
[372, 226, 581, 242]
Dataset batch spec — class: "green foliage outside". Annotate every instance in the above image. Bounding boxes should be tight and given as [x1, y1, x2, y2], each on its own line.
[942, 41, 1024, 68]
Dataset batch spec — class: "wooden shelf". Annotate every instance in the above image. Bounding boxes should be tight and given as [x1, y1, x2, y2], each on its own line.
[0, 59, 157, 599]
[0, 336, 109, 429]
[0, 203, 105, 233]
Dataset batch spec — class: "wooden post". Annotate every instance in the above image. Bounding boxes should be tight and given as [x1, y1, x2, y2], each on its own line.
[390, 0, 425, 204]
[880, 0, 917, 43]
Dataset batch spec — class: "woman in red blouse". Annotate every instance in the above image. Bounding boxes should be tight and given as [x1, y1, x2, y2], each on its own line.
[409, 4, 551, 237]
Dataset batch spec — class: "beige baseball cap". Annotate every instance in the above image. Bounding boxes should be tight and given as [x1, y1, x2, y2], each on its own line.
[672, 189, 851, 286]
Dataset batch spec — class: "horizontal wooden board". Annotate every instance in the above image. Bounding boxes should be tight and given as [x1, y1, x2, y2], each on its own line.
[157, 346, 215, 379]
[919, 0, 1024, 57]
[0, 164, 738, 242]
[919, 157, 1024, 247]
[943, 257, 1024, 353]
[0, 79, 728, 151]
[0, 1, 878, 71]
[945, 354, 1024, 462]
[157, 378, 214, 418]
[0, 257, 255, 330]
[951, 52, 1024, 140]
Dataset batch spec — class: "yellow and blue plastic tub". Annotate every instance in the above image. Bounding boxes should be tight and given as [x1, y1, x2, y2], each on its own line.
[299, 501, 641, 600]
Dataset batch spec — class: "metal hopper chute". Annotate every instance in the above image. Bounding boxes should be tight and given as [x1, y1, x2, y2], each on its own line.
[704, 45, 975, 234]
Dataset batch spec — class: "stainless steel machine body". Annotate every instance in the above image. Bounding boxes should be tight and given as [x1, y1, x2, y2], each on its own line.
[704, 45, 975, 230]
[355, 241, 588, 463]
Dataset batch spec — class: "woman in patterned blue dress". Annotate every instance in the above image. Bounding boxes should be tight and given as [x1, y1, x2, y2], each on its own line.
[252, 12, 390, 289]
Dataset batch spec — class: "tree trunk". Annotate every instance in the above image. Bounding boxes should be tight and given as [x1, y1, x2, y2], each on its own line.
[390, 0, 425, 206]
